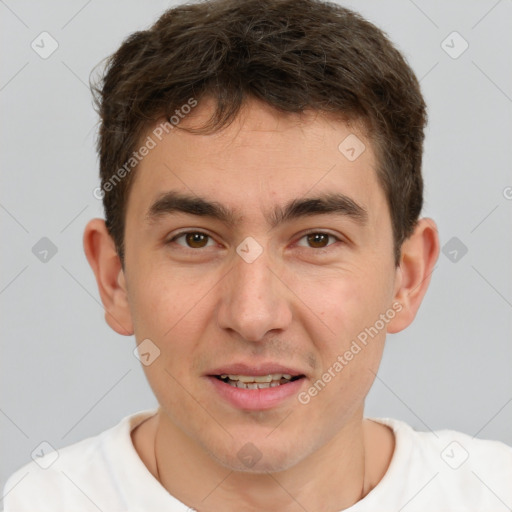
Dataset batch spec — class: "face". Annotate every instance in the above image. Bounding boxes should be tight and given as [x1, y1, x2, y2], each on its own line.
[121, 98, 401, 472]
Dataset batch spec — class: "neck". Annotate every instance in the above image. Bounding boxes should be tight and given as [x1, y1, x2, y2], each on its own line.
[151, 409, 378, 512]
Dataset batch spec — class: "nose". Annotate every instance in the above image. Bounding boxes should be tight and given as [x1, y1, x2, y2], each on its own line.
[216, 246, 293, 342]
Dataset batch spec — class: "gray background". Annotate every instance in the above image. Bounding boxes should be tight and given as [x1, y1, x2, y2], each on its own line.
[1, 0, 511, 501]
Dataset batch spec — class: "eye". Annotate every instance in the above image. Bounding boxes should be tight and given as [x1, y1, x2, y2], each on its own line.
[168, 231, 216, 249]
[296, 232, 341, 249]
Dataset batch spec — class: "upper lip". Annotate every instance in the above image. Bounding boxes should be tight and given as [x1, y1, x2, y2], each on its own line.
[207, 363, 306, 377]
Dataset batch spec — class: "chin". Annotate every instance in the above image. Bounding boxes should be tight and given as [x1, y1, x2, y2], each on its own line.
[205, 436, 310, 474]
[215, 452, 301, 474]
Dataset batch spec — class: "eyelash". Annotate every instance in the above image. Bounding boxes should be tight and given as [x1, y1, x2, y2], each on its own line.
[167, 230, 343, 250]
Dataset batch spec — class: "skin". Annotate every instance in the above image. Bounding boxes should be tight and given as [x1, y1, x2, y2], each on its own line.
[84, 97, 439, 511]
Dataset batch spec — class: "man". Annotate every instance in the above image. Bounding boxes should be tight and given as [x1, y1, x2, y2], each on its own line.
[4, 0, 511, 510]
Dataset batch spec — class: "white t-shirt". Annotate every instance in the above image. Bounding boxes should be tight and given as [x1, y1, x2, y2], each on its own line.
[3, 408, 512, 512]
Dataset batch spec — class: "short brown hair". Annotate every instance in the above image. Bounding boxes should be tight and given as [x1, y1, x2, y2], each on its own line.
[92, 0, 426, 266]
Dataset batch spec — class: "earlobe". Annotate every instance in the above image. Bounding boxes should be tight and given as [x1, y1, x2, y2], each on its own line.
[387, 218, 440, 334]
[83, 218, 134, 336]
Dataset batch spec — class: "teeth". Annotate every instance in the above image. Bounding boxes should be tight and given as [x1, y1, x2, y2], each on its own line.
[232, 380, 278, 389]
[218, 373, 299, 390]
[223, 373, 292, 383]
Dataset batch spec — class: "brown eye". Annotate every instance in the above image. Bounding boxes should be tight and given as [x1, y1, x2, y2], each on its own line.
[170, 231, 213, 249]
[185, 233, 209, 248]
[295, 232, 341, 250]
[306, 233, 330, 248]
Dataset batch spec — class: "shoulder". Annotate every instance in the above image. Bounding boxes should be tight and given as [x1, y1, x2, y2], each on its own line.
[2, 409, 158, 512]
[392, 418, 512, 473]
[366, 417, 512, 510]
[381, 416, 512, 463]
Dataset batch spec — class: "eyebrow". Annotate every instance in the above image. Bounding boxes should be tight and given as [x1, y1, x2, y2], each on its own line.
[146, 190, 368, 228]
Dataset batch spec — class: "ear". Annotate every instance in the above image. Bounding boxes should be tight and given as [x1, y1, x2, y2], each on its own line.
[387, 218, 440, 334]
[83, 218, 134, 336]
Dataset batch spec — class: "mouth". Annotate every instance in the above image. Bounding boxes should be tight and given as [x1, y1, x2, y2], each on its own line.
[205, 365, 307, 410]
[213, 373, 304, 389]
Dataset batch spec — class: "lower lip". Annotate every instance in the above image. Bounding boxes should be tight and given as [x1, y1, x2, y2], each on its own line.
[206, 376, 306, 411]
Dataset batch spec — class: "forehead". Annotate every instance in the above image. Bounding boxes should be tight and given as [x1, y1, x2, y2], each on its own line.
[126, 98, 387, 228]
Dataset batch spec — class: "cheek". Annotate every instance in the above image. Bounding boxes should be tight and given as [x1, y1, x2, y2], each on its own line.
[127, 270, 211, 414]
[296, 267, 390, 391]
[128, 261, 214, 338]
[127, 265, 222, 403]
[300, 266, 389, 342]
